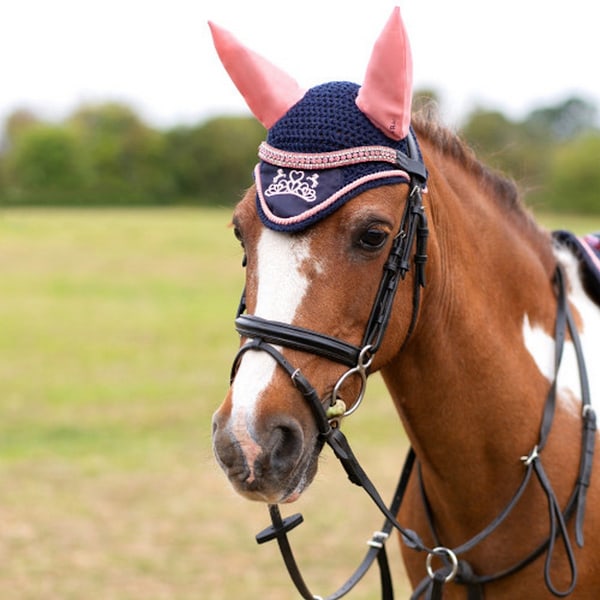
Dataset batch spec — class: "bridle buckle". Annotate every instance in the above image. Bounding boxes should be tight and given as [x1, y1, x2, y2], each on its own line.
[330, 345, 374, 421]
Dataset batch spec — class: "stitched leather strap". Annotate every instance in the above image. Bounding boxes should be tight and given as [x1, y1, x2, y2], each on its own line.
[256, 448, 418, 600]
[235, 314, 361, 368]
[411, 265, 594, 599]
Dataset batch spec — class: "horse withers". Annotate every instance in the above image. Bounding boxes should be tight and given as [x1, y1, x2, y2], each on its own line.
[210, 7, 600, 599]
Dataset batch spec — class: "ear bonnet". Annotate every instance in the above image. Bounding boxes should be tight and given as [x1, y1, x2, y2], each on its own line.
[209, 7, 427, 232]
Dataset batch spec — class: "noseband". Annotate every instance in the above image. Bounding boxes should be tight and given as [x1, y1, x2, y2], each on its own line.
[227, 131, 595, 600]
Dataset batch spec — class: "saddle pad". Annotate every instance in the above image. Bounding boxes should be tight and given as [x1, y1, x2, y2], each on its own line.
[553, 230, 600, 305]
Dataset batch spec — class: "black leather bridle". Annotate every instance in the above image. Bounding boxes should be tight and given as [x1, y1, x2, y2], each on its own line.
[232, 131, 428, 427]
[227, 131, 596, 599]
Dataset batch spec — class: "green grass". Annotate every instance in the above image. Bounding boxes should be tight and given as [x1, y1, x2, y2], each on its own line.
[0, 207, 598, 599]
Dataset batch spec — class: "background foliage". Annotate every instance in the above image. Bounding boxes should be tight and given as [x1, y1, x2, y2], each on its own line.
[0, 93, 598, 211]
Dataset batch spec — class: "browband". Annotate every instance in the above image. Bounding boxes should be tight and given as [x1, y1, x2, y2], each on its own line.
[259, 142, 401, 169]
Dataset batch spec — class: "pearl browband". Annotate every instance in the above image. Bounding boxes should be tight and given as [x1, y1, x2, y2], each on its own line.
[254, 129, 427, 233]
[258, 142, 400, 170]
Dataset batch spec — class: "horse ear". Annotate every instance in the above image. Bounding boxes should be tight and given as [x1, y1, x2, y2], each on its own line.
[356, 7, 413, 140]
[208, 21, 306, 129]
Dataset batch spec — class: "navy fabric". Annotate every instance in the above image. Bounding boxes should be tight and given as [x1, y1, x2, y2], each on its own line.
[255, 81, 420, 232]
[258, 162, 343, 217]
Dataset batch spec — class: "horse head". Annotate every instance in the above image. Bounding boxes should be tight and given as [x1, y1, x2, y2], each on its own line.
[210, 8, 427, 503]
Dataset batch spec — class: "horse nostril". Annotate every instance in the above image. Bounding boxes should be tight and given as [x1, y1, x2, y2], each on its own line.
[267, 421, 304, 476]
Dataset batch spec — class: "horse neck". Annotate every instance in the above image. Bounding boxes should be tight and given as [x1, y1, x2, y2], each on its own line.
[381, 141, 561, 522]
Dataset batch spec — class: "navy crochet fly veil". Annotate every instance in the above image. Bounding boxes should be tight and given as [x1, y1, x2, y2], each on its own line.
[209, 8, 424, 234]
[254, 82, 417, 233]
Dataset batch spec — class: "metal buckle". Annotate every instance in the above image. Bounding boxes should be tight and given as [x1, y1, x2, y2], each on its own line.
[367, 530, 389, 549]
[330, 345, 373, 421]
[582, 404, 595, 419]
[426, 546, 459, 583]
[520, 445, 539, 466]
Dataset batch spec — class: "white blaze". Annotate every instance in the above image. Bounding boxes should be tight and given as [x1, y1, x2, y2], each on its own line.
[230, 229, 314, 433]
[522, 247, 600, 418]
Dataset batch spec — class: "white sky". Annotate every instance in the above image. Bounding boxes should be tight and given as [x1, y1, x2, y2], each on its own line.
[2, 0, 599, 130]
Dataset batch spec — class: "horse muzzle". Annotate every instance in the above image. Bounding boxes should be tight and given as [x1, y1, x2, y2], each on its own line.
[212, 404, 321, 503]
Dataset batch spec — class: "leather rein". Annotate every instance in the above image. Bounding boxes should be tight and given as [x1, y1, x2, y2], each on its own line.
[228, 133, 596, 599]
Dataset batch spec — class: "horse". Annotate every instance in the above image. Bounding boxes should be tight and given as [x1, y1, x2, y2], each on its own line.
[209, 8, 600, 599]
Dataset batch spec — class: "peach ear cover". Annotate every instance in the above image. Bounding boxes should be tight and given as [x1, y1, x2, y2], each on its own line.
[208, 21, 306, 129]
[356, 7, 413, 140]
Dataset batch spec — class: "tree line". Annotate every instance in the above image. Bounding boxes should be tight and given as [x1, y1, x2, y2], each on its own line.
[0, 94, 598, 212]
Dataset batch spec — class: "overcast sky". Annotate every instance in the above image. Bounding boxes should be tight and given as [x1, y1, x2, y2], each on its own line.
[3, 0, 599, 130]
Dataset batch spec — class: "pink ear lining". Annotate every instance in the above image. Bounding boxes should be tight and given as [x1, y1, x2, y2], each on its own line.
[208, 21, 306, 129]
[355, 7, 413, 140]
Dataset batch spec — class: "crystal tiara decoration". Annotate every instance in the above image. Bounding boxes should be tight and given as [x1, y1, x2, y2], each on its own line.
[264, 169, 320, 202]
[258, 142, 400, 170]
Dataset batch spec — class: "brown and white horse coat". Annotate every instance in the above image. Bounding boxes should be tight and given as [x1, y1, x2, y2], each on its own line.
[210, 7, 600, 598]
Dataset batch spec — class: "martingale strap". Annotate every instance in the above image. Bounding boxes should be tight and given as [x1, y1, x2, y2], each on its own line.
[411, 265, 596, 599]
[255, 449, 417, 600]
[244, 264, 595, 600]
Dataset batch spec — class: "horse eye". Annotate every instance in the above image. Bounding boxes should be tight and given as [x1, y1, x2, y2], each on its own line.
[358, 228, 389, 251]
[233, 226, 245, 246]
[232, 225, 247, 266]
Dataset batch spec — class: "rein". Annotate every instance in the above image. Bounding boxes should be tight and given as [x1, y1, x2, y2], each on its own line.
[228, 135, 595, 598]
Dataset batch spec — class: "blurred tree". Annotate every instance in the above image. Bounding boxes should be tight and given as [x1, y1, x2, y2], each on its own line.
[5, 123, 89, 190]
[0, 109, 42, 195]
[163, 124, 208, 200]
[0, 95, 597, 208]
[524, 97, 598, 141]
[541, 133, 600, 213]
[2, 108, 41, 149]
[459, 108, 534, 179]
[68, 102, 174, 202]
[460, 96, 600, 200]
[165, 116, 265, 205]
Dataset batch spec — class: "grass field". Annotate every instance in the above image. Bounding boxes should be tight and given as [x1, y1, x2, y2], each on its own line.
[0, 207, 598, 599]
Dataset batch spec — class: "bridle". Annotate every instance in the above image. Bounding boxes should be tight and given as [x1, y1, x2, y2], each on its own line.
[233, 130, 429, 427]
[227, 130, 596, 599]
